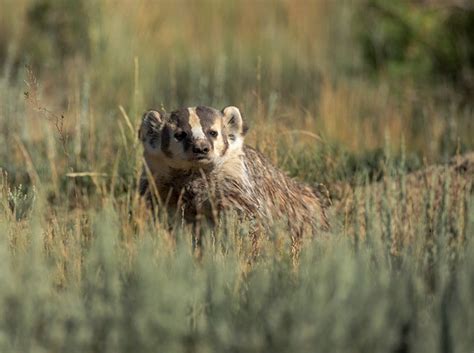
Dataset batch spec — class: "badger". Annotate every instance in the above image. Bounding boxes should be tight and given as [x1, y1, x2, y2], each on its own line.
[138, 105, 329, 241]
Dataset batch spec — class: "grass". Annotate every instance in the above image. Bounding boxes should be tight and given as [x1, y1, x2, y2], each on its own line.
[0, 0, 473, 352]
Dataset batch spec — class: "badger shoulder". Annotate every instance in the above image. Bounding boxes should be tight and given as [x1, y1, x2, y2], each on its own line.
[239, 145, 330, 232]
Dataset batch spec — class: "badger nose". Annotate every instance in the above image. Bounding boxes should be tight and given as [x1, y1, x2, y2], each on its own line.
[192, 141, 210, 154]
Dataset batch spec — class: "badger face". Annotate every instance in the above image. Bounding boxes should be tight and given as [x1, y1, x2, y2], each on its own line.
[140, 105, 248, 171]
[163, 106, 227, 168]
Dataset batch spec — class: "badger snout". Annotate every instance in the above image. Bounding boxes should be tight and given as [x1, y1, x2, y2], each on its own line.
[192, 140, 211, 156]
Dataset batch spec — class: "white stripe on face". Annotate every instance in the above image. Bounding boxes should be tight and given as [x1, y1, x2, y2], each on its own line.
[188, 107, 206, 139]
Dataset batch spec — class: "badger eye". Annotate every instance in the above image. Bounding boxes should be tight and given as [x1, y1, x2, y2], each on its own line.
[209, 130, 218, 138]
[174, 131, 187, 141]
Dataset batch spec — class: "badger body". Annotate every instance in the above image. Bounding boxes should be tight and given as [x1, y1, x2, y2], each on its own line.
[139, 105, 329, 237]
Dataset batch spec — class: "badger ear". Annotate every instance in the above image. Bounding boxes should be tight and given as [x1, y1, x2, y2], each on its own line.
[139, 110, 163, 142]
[222, 106, 248, 142]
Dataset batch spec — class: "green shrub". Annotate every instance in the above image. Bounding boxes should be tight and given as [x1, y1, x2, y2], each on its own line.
[359, 0, 474, 93]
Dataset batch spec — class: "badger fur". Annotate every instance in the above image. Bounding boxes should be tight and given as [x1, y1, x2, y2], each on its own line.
[138, 105, 329, 239]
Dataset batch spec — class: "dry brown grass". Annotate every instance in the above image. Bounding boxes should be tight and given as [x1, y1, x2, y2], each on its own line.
[331, 153, 473, 250]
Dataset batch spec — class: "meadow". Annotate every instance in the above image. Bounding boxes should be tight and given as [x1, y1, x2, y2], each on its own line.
[0, 0, 473, 352]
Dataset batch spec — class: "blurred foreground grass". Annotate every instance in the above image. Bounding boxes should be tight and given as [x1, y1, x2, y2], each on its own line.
[1, 163, 473, 352]
[0, 0, 473, 351]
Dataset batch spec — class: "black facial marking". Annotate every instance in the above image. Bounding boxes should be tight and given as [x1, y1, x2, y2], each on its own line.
[174, 131, 187, 141]
[170, 108, 191, 131]
[183, 135, 192, 151]
[161, 125, 172, 158]
[196, 106, 219, 131]
[169, 108, 194, 151]
[195, 106, 221, 153]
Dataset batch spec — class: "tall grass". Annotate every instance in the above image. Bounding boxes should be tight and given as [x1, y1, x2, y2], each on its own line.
[0, 169, 473, 352]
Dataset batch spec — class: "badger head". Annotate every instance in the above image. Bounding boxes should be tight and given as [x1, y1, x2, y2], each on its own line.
[139, 105, 248, 171]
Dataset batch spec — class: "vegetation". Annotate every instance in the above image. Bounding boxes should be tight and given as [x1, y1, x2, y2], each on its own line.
[0, 0, 473, 352]
[360, 0, 474, 95]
